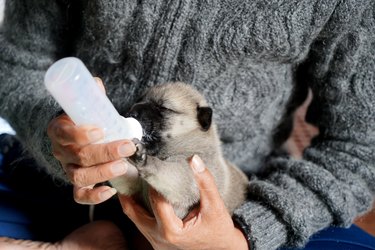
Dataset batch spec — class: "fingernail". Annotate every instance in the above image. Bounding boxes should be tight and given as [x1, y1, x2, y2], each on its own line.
[100, 188, 117, 200]
[111, 161, 128, 175]
[119, 143, 136, 157]
[88, 129, 103, 142]
[191, 155, 205, 173]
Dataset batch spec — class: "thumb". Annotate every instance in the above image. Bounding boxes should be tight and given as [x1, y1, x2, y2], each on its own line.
[94, 77, 106, 94]
[189, 155, 226, 214]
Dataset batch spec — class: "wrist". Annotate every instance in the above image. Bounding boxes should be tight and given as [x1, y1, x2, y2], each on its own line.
[233, 226, 250, 250]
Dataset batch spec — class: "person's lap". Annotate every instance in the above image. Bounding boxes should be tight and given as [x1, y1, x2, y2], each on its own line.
[0, 134, 91, 241]
[280, 224, 375, 250]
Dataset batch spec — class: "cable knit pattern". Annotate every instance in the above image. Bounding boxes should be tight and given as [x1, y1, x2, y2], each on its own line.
[0, 1, 374, 249]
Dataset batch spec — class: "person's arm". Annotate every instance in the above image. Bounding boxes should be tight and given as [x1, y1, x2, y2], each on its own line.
[0, 0, 71, 181]
[233, 2, 375, 249]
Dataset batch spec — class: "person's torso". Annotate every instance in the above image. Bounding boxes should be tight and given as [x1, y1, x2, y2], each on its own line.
[68, 0, 336, 172]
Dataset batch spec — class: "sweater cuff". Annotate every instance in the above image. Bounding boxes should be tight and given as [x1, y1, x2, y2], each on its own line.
[233, 201, 288, 250]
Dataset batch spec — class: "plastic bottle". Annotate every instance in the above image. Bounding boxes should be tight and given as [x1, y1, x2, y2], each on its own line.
[44, 57, 143, 143]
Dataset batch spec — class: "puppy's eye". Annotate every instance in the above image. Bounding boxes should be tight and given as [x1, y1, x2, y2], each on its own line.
[158, 105, 178, 113]
[151, 100, 178, 113]
[160, 105, 173, 112]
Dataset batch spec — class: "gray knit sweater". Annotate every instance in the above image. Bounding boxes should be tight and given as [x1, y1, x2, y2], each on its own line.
[1, 0, 374, 249]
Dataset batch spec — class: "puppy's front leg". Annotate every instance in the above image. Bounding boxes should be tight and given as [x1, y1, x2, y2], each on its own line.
[109, 139, 145, 195]
[137, 155, 200, 218]
[109, 161, 142, 195]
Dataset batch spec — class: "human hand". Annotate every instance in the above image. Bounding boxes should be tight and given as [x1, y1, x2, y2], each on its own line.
[119, 155, 249, 250]
[47, 77, 137, 204]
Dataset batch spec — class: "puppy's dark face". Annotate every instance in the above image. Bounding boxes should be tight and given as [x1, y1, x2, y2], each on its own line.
[125, 83, 212, 156]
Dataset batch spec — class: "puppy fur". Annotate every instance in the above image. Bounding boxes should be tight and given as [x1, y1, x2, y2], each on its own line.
[110, 82, 249, 219]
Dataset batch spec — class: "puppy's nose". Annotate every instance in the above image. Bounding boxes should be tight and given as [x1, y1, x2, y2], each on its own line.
[127, 103, 150, 119]
[126, 108, 138, 119]
[126, 108, 139, 119]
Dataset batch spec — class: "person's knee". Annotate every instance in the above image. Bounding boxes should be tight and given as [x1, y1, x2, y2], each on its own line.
[61, 220, 128, 250]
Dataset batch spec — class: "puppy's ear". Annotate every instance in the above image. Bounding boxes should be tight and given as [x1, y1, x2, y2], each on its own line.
[197, 106, 212, 131]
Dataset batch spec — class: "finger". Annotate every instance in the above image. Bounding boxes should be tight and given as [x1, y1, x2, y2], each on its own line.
[119, 195, 155, 229]
[48, 114, 104, 146]
[57, 140, 136, 167]
[65, 159, 130, 187]
[181, 206, 202, 231]
[148, 188, 183, 232]
[189, 155, 227, 215]
[50, 140, 67, 162]
[94, 77, 106, 94]
[73, 185, 117, 205]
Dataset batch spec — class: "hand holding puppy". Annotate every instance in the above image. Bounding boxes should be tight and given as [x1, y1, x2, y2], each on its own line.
[47, 78, 136, 204]
[119, 155, 249, 250]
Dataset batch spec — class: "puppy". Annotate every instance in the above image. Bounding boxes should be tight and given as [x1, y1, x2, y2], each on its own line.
[110, 82, 248, 219]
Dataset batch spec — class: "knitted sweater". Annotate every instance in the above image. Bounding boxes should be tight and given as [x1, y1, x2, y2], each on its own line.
[1, 1, 374, 249]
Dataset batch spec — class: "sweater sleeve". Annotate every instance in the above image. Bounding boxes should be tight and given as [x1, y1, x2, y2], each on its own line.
[0, 0, 70, 182]
[233, 2, 375, 250]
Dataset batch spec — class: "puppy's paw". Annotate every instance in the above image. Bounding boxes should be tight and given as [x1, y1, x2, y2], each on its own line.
[129, 138, 147, 167]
